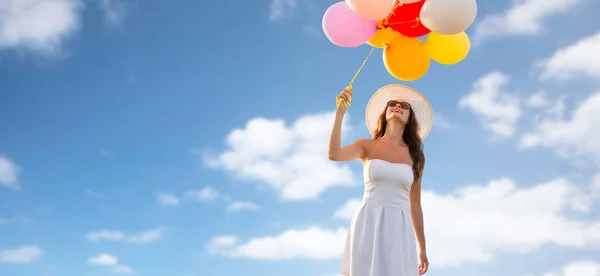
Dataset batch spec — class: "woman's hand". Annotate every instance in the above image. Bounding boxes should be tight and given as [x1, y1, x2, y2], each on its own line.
[336, 87, 352, 112]
[418, 250, 429, 275]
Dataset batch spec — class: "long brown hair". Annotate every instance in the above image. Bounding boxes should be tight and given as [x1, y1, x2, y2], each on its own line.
[372, 105, 425, 181]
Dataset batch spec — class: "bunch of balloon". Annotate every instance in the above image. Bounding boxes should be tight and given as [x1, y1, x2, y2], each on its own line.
[321, 0, 477, 82]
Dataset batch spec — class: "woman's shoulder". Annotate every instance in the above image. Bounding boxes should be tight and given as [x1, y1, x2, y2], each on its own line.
[353, 138, 374, 146]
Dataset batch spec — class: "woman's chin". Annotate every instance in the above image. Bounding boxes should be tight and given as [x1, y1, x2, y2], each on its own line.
[387, 116, 405, 124]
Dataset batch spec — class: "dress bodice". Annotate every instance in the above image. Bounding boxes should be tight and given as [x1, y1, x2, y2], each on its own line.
[362, 159, 414, 207]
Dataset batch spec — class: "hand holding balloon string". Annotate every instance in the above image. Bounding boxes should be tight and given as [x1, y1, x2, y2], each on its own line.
[336, 87, 353, 111]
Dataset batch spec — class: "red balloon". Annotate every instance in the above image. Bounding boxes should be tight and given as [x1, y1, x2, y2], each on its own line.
[386, 0, 430, 38]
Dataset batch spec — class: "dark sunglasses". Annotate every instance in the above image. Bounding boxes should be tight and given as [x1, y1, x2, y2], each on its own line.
[387, 100, 411, 110]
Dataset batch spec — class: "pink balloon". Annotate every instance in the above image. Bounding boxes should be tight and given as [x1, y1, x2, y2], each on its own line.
[322, 1, 378, 48]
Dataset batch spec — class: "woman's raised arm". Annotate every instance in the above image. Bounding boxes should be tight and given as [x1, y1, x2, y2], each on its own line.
[328, 87, 367, 161]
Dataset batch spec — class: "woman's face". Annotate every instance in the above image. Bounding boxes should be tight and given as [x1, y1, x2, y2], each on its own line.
[385, 98, 411, 124]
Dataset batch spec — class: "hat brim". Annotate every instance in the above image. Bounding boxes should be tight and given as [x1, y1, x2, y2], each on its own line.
[365, 84, 434, 140]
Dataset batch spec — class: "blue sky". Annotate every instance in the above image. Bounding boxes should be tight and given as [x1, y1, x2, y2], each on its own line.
[1, 0, 600, 275]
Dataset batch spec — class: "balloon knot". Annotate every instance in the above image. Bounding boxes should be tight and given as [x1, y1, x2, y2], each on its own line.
[411, 17, 420, 28]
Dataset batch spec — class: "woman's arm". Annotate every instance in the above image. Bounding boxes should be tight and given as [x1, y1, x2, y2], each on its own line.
[328, 110, 367, 161]
[328, 88, 366, 161]
[410, 167, 426, 253]
[411, 169, 430, 274]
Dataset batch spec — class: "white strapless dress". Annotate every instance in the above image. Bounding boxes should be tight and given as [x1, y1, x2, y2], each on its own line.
[341, 159, 419, 276]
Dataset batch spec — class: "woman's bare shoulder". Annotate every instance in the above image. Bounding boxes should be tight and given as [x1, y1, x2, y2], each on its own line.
[353, 138, 374, 146]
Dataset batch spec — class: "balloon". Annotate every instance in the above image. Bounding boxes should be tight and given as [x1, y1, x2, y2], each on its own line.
[397, 0, 421, 3]
[346, 0, 395, 20]
[322, 1, 378, 47]
[383, 36, 430, 81]
[387, 0, 430, 38]
[367, 21, 400, 48]
[425, 32, 470, 65]
[420, 0, 477, 35]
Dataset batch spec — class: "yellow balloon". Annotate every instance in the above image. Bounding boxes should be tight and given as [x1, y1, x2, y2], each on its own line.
[425, 32, 470, 65]
[383, 36, 430, 82]
[367, 22, 400, 48]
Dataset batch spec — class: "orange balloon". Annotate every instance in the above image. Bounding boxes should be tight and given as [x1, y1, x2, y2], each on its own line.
[383, 36, 430, 81]
[367, 24, 400, 48]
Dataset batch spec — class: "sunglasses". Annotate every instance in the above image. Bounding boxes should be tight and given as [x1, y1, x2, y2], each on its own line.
[387, 100, 411, 110]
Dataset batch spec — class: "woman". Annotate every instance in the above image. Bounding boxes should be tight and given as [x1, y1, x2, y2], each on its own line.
[328, 84, 433, 276]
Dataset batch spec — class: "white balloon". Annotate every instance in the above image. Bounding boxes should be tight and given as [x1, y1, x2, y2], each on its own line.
[420, 0, 477, 35]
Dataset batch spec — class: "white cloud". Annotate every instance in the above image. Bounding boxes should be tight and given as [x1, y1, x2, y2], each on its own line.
[593, 173, 600, 195]
[228, 201, 259, 212]
[86, 230, 124, 241]
[520, 91, 600, 165]
[538, 31, 600, 81]
[185, 186, 219, 201]
[158, 187, 255, 210]
[88, 253, 118, 266]
[0, 155, 20, 190]
[127, 227, 162, 244]
[206, 235, 238, 252]
[421, 177, 599, 267]
[98, 0, 126, 26]
[527, 90, 551, 108]
[539, 260, 600, 276]
[0, 245, 42, 263]
[332, 198, 360, 220]
[0, 0, 82, 55]
[206, 226, 347, 260]
[269, 0, 296, 21]
[209, 175, 600, 266]
[531, 94, 568, 124]
[157, 193, 180, 206]
[86, 227, 162, 244]
[459, 72, 521, 137]
[472, 0, 583, 43]
[205, 112, 355, 201]
[88, 253, 136, 274]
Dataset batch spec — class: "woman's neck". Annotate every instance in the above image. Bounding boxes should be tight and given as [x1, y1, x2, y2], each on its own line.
[382, 121, 407, 146]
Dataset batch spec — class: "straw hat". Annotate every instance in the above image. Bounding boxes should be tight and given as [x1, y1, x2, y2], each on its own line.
[365, 84, 434, 140]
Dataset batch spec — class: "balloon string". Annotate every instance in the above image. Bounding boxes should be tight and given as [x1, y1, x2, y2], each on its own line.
[348, 45, 376, 89]
[412, 17, 420, 28]
[337, 45, 376, 108]
[385, 1, 403, 22]
[387, 18, 420, 27]
[384, 1, 421, 29]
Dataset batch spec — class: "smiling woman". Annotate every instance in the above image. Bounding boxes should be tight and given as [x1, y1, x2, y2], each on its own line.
[328, 84, 434, 276]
